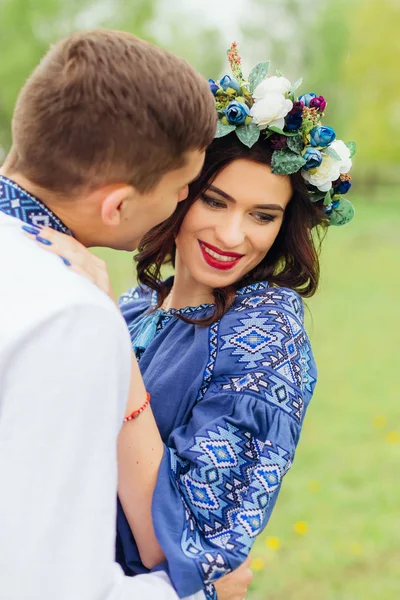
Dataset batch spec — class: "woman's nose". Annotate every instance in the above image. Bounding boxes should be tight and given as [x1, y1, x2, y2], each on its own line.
[214, 217, 246, 249]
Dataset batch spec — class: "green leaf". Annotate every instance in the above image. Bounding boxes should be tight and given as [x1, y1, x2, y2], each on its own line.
[248, 61, 270, 93]
[290, 77, 303, 95]
[235, 122, 260, 148]
[308, 189, 326, 203]
[346, 141, 357, 158]
[325, 146, 341, 161]
[215, 120, 236, 138]
[329, 198, 355, 226]
[276, 69, 284, 77]
[271, 148, 306, 175]
[324, 190, 333, 206]
[286, 133, 304, 154]
[268, 126, 298, 137]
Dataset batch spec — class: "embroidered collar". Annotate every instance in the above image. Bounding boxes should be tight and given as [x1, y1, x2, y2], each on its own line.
[149, 278, 270, 315]
[0, 175, 72, 234]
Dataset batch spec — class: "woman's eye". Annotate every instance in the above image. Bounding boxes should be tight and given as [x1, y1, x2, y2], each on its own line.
[202, 195, 226, 209]
[253, 212, 276, 223]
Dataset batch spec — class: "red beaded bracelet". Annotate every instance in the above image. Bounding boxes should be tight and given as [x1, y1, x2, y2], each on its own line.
[123, 392, 151, 422]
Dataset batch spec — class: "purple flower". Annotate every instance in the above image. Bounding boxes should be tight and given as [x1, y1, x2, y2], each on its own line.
[270, 134, 287, 150]
[290, 101, 304, 114]
[208, 79, 219, 95]
[309, 95, 327, 112]
[285, 112, 302, 131]
[299, 93, 316, 107]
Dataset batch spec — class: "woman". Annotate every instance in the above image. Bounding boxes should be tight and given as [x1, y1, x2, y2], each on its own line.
[26, 45, 356, 600]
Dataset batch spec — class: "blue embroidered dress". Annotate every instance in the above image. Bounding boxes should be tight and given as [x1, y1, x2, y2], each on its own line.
[116, 280, 317, 599]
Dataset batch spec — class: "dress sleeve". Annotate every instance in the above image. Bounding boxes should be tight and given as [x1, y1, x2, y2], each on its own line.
[151, 288, 317, 599]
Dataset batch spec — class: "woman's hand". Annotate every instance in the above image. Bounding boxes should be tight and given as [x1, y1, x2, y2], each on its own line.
[23, 225, 115, 300]
[214, 556, 253, 600]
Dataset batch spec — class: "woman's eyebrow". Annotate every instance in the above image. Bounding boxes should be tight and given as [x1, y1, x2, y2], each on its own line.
[208, 185, 284, 212]
[208, 185, 236, 203]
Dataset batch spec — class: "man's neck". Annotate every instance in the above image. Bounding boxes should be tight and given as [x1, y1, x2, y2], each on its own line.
[0, 167, 89, 242]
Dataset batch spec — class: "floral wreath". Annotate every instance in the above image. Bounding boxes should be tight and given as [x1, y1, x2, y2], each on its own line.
[208, 43, 356, 226]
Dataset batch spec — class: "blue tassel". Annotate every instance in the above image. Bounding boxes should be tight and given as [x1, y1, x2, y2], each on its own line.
[129, 310, 161, 354]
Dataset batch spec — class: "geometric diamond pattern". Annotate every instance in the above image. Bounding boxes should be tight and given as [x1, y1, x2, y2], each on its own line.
[220, 311, 284, 369]
[167, 286, 317, 597]
[0, 175, 72, 234]
[118, 275, 317, 600]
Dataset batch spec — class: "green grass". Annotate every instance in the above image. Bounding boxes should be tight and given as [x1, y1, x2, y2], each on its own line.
[96, 190, 400, 600]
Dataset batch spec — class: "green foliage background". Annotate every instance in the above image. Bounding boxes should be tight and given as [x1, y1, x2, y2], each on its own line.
[1, 1, 399, 598]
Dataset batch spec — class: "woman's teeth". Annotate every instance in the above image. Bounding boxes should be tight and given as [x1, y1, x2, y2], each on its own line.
[202, 244, 237, 262]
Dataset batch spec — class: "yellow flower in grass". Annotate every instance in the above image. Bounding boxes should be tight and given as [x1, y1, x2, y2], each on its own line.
[265, 536, 281, 550]
[373, 415, 387, 430]
[294, 521, 309, 535]
[251, 557, 266, 572]
[308, 480, 321, 493]
[349, 542, 363, 556]
[386, 431, 400, 444]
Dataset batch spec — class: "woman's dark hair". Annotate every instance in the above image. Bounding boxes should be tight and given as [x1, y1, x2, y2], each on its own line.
[136, 134, 328, 326]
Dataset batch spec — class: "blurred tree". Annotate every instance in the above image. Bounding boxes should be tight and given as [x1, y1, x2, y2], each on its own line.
[341, 0, 400, 180]
[0, 0, 223, 156]
[308, 0, 400, 183]
[240, 0, 324, 80]
[241, 0, 400, 184]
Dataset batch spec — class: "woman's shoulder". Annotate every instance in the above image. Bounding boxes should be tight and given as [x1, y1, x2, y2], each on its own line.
[211, 283, 316, 404]
[118, 284, 154, 323]
[225, 282, 305, 325]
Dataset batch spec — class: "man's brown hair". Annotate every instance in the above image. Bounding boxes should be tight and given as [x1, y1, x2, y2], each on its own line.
[10, 30, 216, 194]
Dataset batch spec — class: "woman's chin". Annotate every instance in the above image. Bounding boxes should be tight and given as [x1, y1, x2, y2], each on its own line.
[192, 267, 241, 291]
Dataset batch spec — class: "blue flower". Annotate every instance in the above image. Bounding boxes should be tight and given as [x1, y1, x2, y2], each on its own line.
[208, 79, 219, 95]
[310, 126, 336, 148]
[225, 101, 250, 125]
[334, 180, 352, 194]
[299, 93, 317, 107]
[220, 75, 241, 93]
[285, 112, 302, 131]
[303, 147, 323, 170]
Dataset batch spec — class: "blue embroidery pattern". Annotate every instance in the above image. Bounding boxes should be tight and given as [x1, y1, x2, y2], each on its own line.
[118, 283, 316, 600]
[235, 287, 304, 321]
[196, 321, 219, 404]
[164, 288, 315, 597]
[171, 422, 292, 586]
[0, 175, 71, 234]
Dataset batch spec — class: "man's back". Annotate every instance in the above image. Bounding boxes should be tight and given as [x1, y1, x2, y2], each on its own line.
[0, 213, 204, 600]
[0, 212, 132, 598]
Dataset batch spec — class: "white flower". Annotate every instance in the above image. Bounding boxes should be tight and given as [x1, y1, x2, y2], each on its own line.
[250, 93, 293, 131]
[253, 76, 292, 99]
[301, 153, 341, 192]
[302, 139, 353, 192]
[331, 139, 352, 173]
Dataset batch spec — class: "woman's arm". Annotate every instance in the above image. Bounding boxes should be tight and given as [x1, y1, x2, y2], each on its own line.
[117, 355, 166, 568]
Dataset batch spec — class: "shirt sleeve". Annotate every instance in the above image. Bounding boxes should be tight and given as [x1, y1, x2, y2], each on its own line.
[0, 301, 203, 600]
[151, 288, 318, 599]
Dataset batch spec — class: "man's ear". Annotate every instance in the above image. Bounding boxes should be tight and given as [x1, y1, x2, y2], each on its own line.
[100, 185, 135, 226]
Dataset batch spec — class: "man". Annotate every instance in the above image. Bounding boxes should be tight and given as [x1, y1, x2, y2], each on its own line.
[0, 30, 252, 600]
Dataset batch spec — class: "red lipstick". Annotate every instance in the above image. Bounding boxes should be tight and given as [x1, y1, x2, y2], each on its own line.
[198, 240, 244, 271]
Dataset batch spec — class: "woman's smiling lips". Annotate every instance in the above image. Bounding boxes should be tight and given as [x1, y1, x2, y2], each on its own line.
[198, 240, 244, 271]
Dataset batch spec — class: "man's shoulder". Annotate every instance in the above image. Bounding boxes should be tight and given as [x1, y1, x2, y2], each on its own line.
[0, 213, 122, 337]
